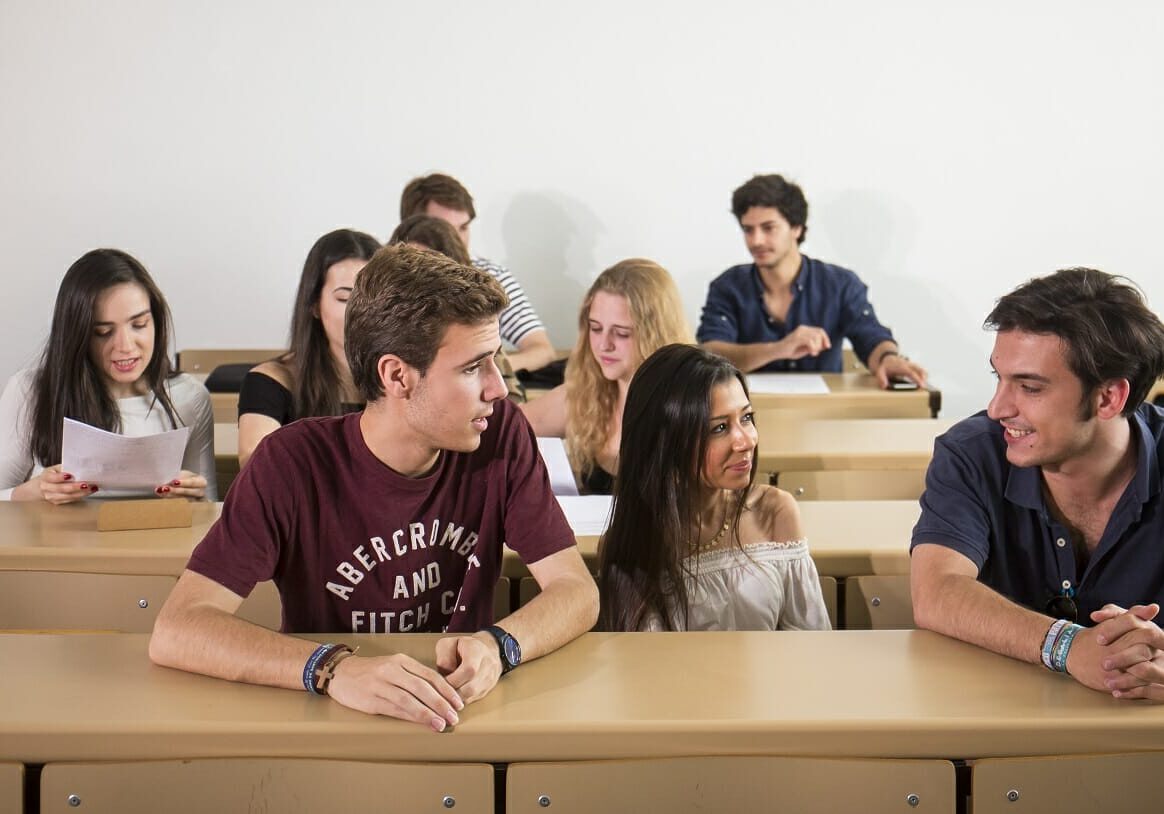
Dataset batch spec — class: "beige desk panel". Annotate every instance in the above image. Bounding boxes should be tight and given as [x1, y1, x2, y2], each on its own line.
[4, 631, 1164, 764]
[0, 762, 22, 814]
[749, 372, 939, 418]
[41, 759, 492, 814]
[755, 417, 955, 472]
[777, 469, 928, 501]
[508, 757, 954, 814]
[0, 501, 221, 575]
[971, 753, 1164, 814]
[0, 572, 175, 632]
[3, 499, 914, 580]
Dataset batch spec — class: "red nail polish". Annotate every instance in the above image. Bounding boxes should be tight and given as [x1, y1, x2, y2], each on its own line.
[62, 473, 73, 481]
[155, 487, 164, 495]
[172, 480, 181, 487]
[79, 483, 89, 490]
[89, 486, 98, 493]
[162, 486, 170, 494]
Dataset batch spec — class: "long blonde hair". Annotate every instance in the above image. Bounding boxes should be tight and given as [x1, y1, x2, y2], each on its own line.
[565, 259, 692, 480]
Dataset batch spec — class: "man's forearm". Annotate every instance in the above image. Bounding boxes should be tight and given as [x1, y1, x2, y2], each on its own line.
[702, 341, 779, 373]
[496, 573, 598, 661]
[913, 569, 1050, 664]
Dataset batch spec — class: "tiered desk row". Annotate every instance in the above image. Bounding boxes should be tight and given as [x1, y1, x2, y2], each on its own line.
[6, 358, 1161, 812]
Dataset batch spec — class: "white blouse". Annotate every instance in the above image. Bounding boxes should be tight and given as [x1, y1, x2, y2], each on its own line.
[643, 540, 831, 632]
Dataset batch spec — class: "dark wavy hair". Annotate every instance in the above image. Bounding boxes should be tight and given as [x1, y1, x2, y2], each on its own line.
[282, 228, 380, 418]
[399, 173, 476, 221]
[985, 268, 1164, 416]
[388, 215, 472, 265]
[30, 249, 179, 466]
[731, 174, 809, 244]
[596, 344, 755, 631]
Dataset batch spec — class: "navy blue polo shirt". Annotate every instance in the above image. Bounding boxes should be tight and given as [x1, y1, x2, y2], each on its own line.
[696, 255, 895, 373]
[911, 404, 1164, 622]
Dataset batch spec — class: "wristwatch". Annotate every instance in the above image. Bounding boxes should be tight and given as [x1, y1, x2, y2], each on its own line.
[483, 625, 522, 674]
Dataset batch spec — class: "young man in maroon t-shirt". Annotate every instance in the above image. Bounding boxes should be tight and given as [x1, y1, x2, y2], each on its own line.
[150, 245, 598, 731]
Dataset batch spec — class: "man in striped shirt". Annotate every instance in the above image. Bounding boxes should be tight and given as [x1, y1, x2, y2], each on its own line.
[401, 173, 556, 373]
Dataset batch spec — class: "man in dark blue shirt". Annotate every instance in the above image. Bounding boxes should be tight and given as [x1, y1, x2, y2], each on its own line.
[911, 268, 1164, 701]
[697, 174, 926, 388]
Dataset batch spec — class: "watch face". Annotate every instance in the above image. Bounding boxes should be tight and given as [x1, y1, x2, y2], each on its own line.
[503, 635, 521, 668]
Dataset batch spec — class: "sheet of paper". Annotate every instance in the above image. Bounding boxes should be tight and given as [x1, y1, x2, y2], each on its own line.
[61, 418, 190, 493]
[746, 373, 830, 395]
[555, 495, 613, 537]
[537, 436, 579, 496]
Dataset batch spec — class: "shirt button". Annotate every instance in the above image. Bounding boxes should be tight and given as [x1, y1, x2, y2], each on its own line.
[1056, 537, 1067, 548]
[1061, 580, 1072, 590]
[789, 361, 798, 370]
[720, 315, 728, 321]
[862, 308, 871, 316]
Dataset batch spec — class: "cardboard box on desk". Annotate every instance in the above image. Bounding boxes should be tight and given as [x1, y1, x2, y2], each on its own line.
[97, 499, 194, 532]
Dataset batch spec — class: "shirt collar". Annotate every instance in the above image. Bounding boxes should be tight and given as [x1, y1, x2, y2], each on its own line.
[1003, 409, 1159, 514]
[749, 254, 811, 296]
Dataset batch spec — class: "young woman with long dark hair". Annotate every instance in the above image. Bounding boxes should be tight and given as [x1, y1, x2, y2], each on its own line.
[0, 249, 216, 502]
[597, 344, 829, 631]
[236, 229, 380, 467]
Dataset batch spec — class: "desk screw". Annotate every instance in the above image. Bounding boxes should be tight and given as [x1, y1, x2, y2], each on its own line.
[442, 796, 456, 808]
[794, 487, 805, 497]
[871, 597, 882, 607]
[1007, 789, 1020, 802]
[138, 599, 149, 608]
[538, 795, 552, 807]
[906, 793, 920, 807]
[67, 795, 81, 807]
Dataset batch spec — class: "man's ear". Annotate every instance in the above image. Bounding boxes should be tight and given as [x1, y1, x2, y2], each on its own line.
[1094, 378, 1131, 420]
[378, 354, 419, 399]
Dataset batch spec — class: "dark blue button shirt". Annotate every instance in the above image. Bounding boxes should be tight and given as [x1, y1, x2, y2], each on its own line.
[696, 255, 895, 373]
[911, 404, 1164, 622]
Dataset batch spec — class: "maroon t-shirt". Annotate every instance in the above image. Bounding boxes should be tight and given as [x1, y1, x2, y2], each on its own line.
[188, 398, 574, 634]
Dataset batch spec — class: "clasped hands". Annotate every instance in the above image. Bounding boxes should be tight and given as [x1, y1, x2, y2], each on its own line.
[1067, 603, 1164, 701]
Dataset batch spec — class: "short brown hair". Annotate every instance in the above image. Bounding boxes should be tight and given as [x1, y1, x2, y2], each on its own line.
[399, 173, 476, 221]
[731, 174, 808, 244]
[345, 244, 507, 401]
[985, 267, 1164, 415]
[388, 214, 472, 265]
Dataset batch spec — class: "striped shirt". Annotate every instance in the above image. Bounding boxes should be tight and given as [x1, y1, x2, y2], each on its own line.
[473, 256, 545, 347]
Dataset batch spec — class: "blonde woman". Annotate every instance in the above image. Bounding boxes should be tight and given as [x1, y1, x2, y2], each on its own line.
[521, 259, 691, 493]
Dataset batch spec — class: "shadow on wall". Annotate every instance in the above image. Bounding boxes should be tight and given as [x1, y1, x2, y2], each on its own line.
[819, 188, 989, 419]
[500, 191, 603, 350]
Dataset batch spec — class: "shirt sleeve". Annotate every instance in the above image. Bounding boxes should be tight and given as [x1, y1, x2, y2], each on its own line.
[0, 370, 36, 499]
[778, 547, 832, 630]
[186, 435, 291, 597]
[474, 258, 545, 347]
[837, 272, 895, 365]
[910, 434, 993, 571]
[173, 375, 218, 502]
[696, 276, 741, 343]
[501, 404, 578, 565]
[238, 370, 293, 424]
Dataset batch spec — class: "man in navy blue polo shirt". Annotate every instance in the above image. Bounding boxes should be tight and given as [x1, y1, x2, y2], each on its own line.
[911, 268, 1164, 700]
[697, 173, 927, 388]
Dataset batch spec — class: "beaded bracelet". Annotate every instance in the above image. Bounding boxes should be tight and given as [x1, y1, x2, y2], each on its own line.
[303, 643, 347, 694]
[1041, 619, 1071, 670]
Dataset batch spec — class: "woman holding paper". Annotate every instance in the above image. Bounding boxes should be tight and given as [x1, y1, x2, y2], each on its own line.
[520, 259, 690, 494]
[596, 344, 830, 631]
[236, 228, 380, 467]
[0, 249, 216, 503]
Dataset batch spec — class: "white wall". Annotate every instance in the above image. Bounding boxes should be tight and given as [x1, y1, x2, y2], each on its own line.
[2, 1, 1161, 420]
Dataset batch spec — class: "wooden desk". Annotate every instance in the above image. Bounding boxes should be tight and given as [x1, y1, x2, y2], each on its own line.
[0, 500, 912, 581]
[4, 631, 1163, 764]
[754, 417, 955, 473]
[748, 372, 941, 418]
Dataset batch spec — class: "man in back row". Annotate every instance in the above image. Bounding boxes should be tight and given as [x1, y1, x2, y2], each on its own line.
[151, 245, 599, 730]
[698, 173, 927, 388]
[401, 173, 557, 374]
[912, 268, 1164, 699]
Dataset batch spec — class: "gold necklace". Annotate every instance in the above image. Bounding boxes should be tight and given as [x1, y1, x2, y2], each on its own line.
[695, 494, 732, 554]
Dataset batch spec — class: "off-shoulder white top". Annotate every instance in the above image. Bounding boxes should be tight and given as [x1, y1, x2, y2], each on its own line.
[642, 540, 831, 631]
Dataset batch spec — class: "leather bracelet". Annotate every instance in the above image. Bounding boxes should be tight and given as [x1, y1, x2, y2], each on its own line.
[303, 643, 345, 694]
[315, 645, 357, 696]
[872, 349, 900, 370]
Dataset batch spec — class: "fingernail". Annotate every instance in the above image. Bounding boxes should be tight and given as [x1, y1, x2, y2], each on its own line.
[89, 486, 98, 493]
[1096, 636, 1106, 645]
[455, 695, 465, 710]
[432, 717, 446, 732]
[1103, 660, 1113, 670]
[172, 480, 181, 486]
[162, 486, 170, 494]
[79, 483, 89, 490]
[155, 487, 164, 495]
[447, 710, 460, 725]
[62, 473, 72, 481]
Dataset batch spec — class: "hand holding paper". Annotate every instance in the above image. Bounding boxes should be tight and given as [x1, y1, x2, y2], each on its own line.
[61, 418, 191, 498]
